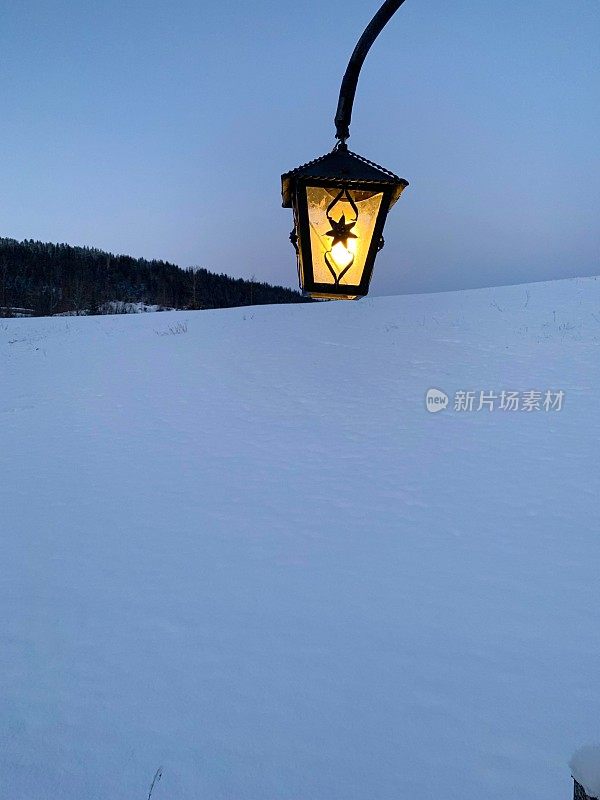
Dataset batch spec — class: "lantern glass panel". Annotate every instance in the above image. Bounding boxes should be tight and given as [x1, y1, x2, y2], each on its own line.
[305, 186, 384, 288]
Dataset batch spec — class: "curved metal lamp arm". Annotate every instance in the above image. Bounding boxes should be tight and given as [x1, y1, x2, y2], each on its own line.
[334, 0, 409, 143]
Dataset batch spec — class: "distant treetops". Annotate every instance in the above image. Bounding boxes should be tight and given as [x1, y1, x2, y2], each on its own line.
[0, 237, 310, 317]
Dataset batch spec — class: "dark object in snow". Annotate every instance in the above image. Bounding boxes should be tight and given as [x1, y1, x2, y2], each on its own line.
[148, 766, 163, 799]
[575, 779, 599, 800]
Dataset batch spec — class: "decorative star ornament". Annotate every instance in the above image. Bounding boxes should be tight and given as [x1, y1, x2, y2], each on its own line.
[325, 214, 358, 248]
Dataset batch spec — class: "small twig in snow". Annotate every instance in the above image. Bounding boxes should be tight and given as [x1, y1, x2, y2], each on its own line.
[148, 766, 163, 800]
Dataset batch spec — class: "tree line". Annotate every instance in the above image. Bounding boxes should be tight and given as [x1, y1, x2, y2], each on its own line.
[0, 237, 310, 316]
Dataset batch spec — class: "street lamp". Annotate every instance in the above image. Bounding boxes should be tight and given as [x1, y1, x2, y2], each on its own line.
[281, 0, 410, 300]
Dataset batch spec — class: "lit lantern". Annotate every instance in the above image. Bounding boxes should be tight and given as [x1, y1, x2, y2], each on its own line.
[281, 144, 408, 300]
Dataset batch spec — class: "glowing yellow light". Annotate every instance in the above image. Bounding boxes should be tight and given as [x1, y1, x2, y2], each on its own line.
[330, 238, 357, 269]
[305, 186, 384, 287]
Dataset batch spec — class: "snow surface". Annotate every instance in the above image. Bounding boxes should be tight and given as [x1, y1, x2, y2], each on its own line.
[2, 276, 600, 800]
[570, 746, 600, 798]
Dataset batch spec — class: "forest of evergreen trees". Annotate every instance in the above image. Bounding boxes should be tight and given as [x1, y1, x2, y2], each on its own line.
[0, 237, 309, 317]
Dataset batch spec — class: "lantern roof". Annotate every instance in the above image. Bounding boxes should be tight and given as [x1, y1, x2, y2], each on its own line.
[281, 145, 408, 209]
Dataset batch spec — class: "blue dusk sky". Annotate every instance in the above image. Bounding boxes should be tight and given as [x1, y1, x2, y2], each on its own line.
[1, 0, 598, 295]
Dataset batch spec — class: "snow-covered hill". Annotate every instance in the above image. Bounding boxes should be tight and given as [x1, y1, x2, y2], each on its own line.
[2, 277, 599, 800]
